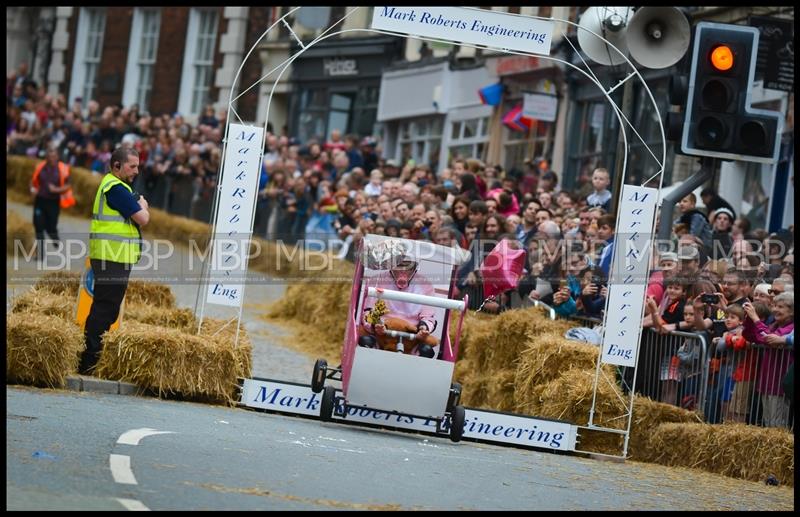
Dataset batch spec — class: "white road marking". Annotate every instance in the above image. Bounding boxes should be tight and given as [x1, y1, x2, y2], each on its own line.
[117, 428, 175, 446]
[116, 498, 150, 511]
[110, 454, 137, 485]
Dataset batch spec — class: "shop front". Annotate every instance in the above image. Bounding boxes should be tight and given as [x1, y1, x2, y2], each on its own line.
[289, 35, 403, 144]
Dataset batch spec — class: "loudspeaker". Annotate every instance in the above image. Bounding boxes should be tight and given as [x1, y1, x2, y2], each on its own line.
[577, 6, 633, 66]
[627, 7, 691, 69]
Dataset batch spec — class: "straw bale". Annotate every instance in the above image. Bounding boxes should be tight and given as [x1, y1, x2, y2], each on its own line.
[7, 210, 34, 256]
[485, 368, 518, 412]
[97, 321, 251, 405]
[11, 288, 75, 321]
[644, 422, 794, 487]
[513, 332, 601, 411]
[33, 270, 81, 299]
[628, 397, 701, 461]
[529, 368, 627, 454]
[265, 279, 352, 362]
[6, 312, 84, 388]
[125, 304, 197, 330]
[125, 280, 176, 308]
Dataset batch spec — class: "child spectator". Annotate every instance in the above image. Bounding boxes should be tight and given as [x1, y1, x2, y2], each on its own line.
[364, 169, 383, 197]
[676, 303, 702, 409]
[645, 277, 686, 403]
[585, 167, 612, 212]
[712, 305, 751, 422]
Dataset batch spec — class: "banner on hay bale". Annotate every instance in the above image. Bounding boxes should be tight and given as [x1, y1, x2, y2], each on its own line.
[600, 185, 658, 367]
[240, 378, 577, 452]
[206, 123, 264, 308]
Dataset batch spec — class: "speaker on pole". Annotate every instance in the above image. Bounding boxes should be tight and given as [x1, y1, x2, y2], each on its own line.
[627, 7, 691, 69]
[577, 6, 633, 66]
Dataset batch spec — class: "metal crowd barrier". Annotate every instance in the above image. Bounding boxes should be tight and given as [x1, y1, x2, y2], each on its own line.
[522, 300, 793, 430]
[702, 341, 794, 430]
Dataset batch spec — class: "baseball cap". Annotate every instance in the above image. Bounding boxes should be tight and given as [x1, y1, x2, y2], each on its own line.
[385, 159, 400, 168]
[678, 246, 699, 261]
[659, 252, 678, 263]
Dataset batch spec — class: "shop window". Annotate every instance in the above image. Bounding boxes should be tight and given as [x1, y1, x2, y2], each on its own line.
[502, 117, 552, 172]
[449, 117, 490, 163]
[398, 117, 443, 171]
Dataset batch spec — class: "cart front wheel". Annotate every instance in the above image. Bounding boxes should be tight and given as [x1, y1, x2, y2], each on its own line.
[449, 405, 466, 443]
[311, 359, 327, 393]
[320, 385, 336, 422]
[447, 382, 462, 411]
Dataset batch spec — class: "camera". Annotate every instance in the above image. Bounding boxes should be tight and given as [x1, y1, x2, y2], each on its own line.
[701, 293, 719, 304]
[591, 275, 606, 288]
[423, 219, 433, 227]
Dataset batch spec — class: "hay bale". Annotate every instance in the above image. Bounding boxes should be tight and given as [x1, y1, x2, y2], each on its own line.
[7, 210, 34, 256]
[628, 397, 701, 461]
[125, 304, 197, 330]
[97, 321, 252, 405]
[11, 288, 75, 321]
[33, 270, 81, 299]
[532, 368, 627, 454]
[513, 333, 601, 412]
[125, 280, 176, 308]
[266, 279, 351, 362]
[485, 368, 518, 412]
[6, 312, 84, 387]
[645, 422, 794, 486]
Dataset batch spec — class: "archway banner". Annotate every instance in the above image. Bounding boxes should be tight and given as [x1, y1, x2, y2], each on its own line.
[371, 7, 554, 56]
[205, 123, 264, 308]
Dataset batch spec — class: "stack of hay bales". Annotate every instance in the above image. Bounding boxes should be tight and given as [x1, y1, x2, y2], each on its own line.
[7, 210, 34, 256]
[7, 271, 251, 404]
[265, 259, 355, 363]
[643, 422, 795, 486]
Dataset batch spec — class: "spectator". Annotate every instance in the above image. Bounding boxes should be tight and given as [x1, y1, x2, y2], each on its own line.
[676, 193, 713, 252]
[711, 304, 747, 422]
[743, 294, 794, 428]
[585, 167, 612, 212]
[596, 214, 616, 277]
[700, 187, 736, 222]
[710, 207, 735, 259]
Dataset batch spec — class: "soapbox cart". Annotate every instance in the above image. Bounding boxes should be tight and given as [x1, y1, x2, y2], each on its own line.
[310, 235, 471, 442]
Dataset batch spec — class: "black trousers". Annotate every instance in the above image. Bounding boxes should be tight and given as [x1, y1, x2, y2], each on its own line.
[33, 197, 61, 259]
[80, 259, 133, 374]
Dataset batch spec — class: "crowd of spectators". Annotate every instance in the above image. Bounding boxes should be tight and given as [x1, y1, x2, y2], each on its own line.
[7, 64, 794, 429]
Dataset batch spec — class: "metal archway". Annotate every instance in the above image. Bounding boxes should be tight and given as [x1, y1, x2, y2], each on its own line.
[199, 6, 670, 459]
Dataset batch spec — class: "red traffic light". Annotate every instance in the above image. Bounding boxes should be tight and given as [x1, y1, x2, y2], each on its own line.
[709, 45, 734, 71]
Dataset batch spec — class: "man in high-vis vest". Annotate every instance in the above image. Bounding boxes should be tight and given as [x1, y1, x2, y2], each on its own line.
[30, 145, 76, 260]
[79, 146, 150, 375]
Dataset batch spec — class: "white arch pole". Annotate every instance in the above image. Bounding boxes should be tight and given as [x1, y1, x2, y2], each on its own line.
[214, 7, 668, 458]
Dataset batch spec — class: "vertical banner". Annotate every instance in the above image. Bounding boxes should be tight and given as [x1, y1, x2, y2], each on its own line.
[206, 123, 264, 307]
[600, 185, 658, 367]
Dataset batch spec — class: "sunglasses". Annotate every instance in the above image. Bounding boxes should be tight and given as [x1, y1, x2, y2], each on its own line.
[768, 289, 783, 295]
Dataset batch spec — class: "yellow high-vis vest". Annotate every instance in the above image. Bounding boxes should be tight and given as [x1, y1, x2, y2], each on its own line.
[88, 173, 142, 264]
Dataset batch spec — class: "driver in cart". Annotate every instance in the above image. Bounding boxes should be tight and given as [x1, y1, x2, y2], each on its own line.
[358, 255, 440, 358]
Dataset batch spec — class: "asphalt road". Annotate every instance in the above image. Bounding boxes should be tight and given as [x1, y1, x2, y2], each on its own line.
[6, 199, 795, 510]
[6, 386, 794, 511]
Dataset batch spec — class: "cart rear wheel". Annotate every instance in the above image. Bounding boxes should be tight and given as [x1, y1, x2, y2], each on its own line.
[320, 385, 336, 422]
[311, 359, 327, 393]
[447, 382, 462, 411]
[449, 405, 465, 443]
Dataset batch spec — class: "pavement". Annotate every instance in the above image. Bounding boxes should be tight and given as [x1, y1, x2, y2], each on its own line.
[7, 198, 315, 394]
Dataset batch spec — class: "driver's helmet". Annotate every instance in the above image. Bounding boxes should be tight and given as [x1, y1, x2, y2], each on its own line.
[364, 238, 415, 270]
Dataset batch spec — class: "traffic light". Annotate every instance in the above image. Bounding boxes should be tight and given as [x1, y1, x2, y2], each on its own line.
[682, 22, 783, 163]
